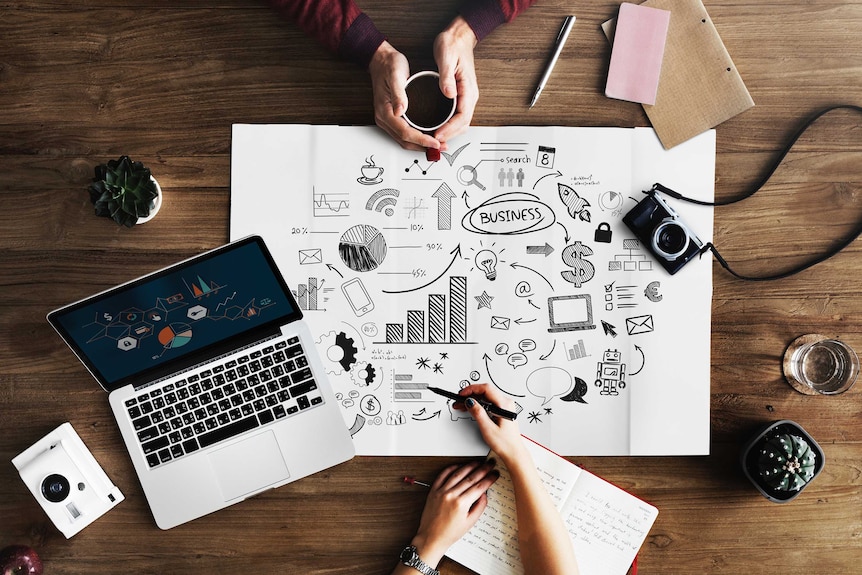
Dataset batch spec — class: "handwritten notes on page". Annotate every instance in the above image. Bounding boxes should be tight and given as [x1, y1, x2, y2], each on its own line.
[446, 438, 658, 575]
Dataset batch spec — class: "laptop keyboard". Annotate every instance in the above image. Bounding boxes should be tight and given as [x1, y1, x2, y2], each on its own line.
[123, 335, 323, 469]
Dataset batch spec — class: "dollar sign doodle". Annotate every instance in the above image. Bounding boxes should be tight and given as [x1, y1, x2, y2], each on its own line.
[560, 241, 595, 288]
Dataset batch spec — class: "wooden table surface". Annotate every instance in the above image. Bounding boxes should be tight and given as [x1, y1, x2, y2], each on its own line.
[2, 1, 861, 573]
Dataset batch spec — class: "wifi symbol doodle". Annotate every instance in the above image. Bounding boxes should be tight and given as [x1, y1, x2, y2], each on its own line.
[365, 188, 400, 216]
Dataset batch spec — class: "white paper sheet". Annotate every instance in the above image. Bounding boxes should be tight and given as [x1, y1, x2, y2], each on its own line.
[230, 125, 714, 455]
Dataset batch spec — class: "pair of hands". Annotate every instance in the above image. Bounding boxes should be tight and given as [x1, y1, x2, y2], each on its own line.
[368, 16, 478, 152]
[405, 384, 527, 567]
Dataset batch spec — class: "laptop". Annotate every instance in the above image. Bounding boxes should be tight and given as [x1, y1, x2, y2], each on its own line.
[47, 235, 355, 529]
[547, 294, 597, 333]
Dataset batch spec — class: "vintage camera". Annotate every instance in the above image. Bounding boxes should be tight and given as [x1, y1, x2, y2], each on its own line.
[12, 422, 124, 538]
[622, 190, 705, 275]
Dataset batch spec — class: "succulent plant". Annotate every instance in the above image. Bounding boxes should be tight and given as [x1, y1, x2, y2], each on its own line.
[757, 433, 817, 491]
[88, 155, 159, 227]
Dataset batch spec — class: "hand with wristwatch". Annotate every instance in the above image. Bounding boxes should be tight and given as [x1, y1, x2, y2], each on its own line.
[393, 384, 579, 575]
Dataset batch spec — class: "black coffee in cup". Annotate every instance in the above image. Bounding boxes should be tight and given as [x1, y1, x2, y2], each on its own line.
[403, 72, 456, 132]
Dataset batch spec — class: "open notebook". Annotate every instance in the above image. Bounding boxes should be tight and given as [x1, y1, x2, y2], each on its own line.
[447, 437, 658, 575]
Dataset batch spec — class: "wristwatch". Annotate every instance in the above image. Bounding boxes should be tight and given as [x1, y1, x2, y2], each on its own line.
[399, 545, 439, 575]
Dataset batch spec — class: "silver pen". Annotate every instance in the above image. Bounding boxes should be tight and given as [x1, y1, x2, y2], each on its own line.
[529, 15, 576, 108]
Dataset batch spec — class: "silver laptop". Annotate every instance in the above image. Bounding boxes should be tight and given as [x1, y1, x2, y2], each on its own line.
[47, 235, 354, 529]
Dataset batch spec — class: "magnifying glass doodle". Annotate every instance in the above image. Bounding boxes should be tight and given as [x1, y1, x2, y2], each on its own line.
[457, 165, 486, 190]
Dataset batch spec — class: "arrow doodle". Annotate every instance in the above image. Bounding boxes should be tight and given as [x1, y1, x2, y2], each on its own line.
[631, 345, 646, 375]
[539, 340, 556, 360]
[510, 262, 554, 291]
[326, 263, 344, 279]
[383, 244, 463, 294]
[412, 409, 442, 421]
[532, 169, 563, 190]
[432, 182, 456, 230]
[483, 353, 526, 397]
[526, 242, 554, 257]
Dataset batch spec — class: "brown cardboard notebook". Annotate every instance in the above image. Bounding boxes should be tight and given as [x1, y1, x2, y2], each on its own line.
[602, 0, 754, 149]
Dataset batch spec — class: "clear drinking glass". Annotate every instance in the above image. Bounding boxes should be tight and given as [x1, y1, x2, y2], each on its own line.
[783, 334, 859, 395]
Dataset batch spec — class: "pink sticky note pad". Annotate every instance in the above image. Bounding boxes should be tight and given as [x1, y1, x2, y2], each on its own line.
[605, 3, 671, 105]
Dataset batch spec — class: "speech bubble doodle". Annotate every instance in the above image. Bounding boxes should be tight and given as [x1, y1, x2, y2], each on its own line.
[495, 343, 509, 355]
[526, 367, 573, 405]
[508, 353, 528, 368]
[560, 377, 588, 404]
[519, 339, 537, 352]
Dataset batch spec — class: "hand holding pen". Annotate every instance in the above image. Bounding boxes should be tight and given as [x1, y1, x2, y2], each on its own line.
[428, 386, 519, 420]
[448, 383, 530, 466]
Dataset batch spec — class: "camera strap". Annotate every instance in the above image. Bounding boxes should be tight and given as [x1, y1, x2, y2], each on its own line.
[649, 104, 862, 281]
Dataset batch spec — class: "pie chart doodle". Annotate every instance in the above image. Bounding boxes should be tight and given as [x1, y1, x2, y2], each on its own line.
[339, 224, 387, 272]
[599, 190, 623, 212]
[158, 323, 193, 349]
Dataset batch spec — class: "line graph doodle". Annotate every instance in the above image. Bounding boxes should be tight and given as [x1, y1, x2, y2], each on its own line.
[313, 186, 350, 217]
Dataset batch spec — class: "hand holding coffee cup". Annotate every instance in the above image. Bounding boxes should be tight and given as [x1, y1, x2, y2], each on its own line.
[402, 71, 457, 157]
[402, 71, 457, 161]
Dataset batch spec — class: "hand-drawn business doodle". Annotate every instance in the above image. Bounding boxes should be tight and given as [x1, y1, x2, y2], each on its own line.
[230, 125, 716, 456]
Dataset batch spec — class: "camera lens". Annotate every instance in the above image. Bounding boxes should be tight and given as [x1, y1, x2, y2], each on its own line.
[41, 473, 71, 503]
[652, 219, 690, 260]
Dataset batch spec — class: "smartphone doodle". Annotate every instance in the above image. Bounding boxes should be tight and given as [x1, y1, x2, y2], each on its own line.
[341, 277, 374, 317]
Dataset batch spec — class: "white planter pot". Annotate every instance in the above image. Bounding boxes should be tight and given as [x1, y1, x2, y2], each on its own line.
[136, 176, 162, 225]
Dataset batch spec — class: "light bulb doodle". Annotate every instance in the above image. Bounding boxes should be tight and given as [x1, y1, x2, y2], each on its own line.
[474, 249, 498, 281]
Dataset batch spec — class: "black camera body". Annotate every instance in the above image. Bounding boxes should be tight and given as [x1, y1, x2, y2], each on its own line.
[623, 191, 705, 275]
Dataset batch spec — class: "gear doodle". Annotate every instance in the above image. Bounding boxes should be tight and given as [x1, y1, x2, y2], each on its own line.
[350, 361, 378, 386]
[316, 330, 358, 375]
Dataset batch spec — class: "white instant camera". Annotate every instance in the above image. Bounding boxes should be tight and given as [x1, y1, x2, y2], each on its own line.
[12, 422, 124, 538]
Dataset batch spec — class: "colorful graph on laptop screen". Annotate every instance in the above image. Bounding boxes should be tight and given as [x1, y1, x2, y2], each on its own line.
[52, 239, 295, 388]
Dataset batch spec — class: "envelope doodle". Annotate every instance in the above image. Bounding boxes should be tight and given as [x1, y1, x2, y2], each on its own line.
[298, 248, 322, 265]
[625, 314, 654, 335]
[230, 124, 716, 456]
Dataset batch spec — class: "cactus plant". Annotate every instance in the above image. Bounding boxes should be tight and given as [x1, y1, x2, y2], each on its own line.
[88, 155, 160, 227]
[757, 433, 817, 491]
[741, 419, 824, 503]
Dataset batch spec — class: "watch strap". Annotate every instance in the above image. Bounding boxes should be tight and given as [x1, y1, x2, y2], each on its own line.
[400, 546, 439, 575]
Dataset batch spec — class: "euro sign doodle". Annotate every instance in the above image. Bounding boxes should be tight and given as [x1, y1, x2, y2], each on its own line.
[644, 280, 663, 302]
[560, 241, 595, 288]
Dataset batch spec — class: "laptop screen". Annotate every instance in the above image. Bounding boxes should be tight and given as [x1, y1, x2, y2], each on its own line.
[48, 236, 301, 392]
[547, 294, 595, 331]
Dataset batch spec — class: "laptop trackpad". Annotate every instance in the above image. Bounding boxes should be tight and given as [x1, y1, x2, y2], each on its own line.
[208, 431, 290, 501]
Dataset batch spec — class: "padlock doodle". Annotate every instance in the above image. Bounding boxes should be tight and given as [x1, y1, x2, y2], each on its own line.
[561, 241, 595, 288]
[594, 222, 612, 243]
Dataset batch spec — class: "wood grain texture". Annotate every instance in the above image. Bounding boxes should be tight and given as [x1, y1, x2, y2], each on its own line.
[1, 1, 861, 573]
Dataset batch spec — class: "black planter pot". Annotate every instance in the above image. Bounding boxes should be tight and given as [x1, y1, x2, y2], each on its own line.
[740, 419, 825, 503]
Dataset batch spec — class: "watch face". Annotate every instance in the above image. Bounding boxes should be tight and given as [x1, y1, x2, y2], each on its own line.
[400, 546, 418, 563]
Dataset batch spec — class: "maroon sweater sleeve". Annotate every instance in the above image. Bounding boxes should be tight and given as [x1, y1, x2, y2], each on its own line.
[269, 0, 534, 68]
[460, 0, 537, 41]
[268, 0, 386, 69]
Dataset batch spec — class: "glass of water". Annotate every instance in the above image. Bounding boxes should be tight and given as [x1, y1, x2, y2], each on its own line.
[783, 334, 860, 395]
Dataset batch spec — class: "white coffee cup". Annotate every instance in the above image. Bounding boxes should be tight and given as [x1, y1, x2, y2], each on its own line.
[402, 71, 457, 132]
